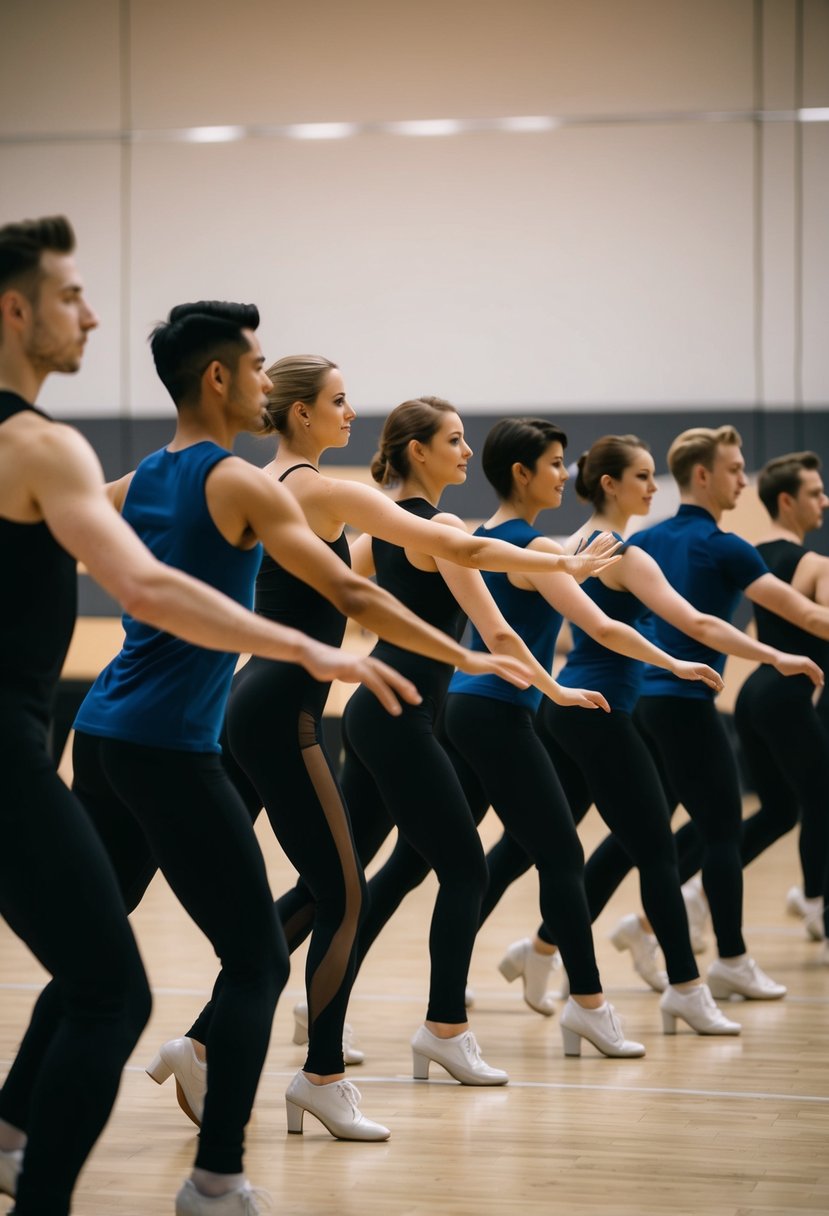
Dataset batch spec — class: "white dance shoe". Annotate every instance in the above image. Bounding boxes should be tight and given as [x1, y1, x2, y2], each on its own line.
[609, 914, 668, 992]
[786, 886, 825, 940]
[175, 1179, 271, 1214]
[707, 955, 786, 1000]
[284, 1070, 390, 1140]
[0, 1147, 22, 1198]
[147, 1037, 206, 1126]
[292, 1002, 364, 1065]
[559, 998, 646, 1058]
[659, 983, 741, 1035]
[498, 938, 561, 1015]
[411, 1025, 509, 1085]
[681, 876, 710, 954]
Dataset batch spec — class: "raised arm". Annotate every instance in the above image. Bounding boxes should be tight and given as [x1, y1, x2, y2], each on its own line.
[619, 547, 823, 686]
[314, 475, 620, 577]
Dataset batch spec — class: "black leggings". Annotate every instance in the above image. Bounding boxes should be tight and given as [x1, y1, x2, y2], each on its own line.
[71, 731, 286, 1176]
[631, 697, 746, 958]
[538, 702, 698, 984]
[196, 658, 367, 1076]
[735, 672, 829, 935]
[341, 687, 488, 1024]
[444, 695, 602, 993]
[0, 712, 150, 1216]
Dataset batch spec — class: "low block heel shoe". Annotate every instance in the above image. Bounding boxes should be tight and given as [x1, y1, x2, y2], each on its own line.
[706, 956, 786, 1000]
[292, 1002, 364, 1065]
[147, 1037, 206, 1127]
[497, 938, 560, 1015]
[175, 1179, 271, 1214]
[410, 1025, 509, 1085]
[609, 914, 668, 992]
[284, 1071, 390, 1140]
[559, 998, 646, 1058]
[659, 983, 741, 1034]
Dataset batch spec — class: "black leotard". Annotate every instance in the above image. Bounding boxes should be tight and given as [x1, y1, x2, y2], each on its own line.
[189, 462, 366, 1076]
[341, 498, 489, 1023]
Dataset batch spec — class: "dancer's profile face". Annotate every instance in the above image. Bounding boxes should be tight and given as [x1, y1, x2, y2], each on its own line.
[705, 442, 747, 511]
[227, 330, 273, 432]
[791, 467, 828, 534]
[23, 252, 98, 376]
[305, 367, 355, 450]
[605, 448, 657, 517]
[420, 410, 472, 488]
[522, 440, 568, 509]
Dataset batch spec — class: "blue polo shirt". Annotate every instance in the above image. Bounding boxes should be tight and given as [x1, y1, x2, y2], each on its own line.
[628, 504, 768, 699]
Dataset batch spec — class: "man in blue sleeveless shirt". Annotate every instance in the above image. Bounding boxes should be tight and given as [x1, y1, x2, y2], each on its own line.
[0, 222, 425, 1216]
[68, 298, 521, 1214]
[629, 426, 829, 1004]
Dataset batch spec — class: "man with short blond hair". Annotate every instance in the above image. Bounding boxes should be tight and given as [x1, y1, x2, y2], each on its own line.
[628, 425, 829, 1002]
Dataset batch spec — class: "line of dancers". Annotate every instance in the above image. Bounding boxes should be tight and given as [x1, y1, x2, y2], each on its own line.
[1, 215, 827, 1216]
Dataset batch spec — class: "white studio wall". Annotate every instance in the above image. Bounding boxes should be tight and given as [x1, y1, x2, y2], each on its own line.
[0, 0, 827, 417]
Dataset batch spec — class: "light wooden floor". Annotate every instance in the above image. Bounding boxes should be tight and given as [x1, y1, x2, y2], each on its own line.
[2, 783, 828, 1216]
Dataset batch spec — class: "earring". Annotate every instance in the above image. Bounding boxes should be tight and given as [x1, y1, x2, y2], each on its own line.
[305, 420, 310, 428]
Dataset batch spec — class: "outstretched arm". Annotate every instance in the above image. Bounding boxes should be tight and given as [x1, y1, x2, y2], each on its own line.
[30, 426, 420, 712]
[526, 563, 724, 692]
[223, 461, 531, 687]
[621, 548, 823, 687]
[435, 542, 610, 711]
[747, 572, 829, 642]
[317, 476, 621, 577]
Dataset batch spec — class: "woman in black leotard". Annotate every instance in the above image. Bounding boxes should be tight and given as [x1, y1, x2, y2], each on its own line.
[342, 402, 656, 1074]
[154, 359, 620, 1138]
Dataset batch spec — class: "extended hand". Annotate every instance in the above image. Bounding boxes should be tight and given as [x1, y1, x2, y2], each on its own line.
[774, 652, 824, 687]
[673, 660, 724, 692]
[551, 685, 610, 711]
[565, 532, 622, 581]
[459, 650, 532, 688]
[302, 643, 422, 715]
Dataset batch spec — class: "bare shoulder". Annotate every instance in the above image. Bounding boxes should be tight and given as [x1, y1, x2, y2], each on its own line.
[206, 454, 302, 528]
[526, 534, 564, 554]
[207, 454, 285, 508]
[794, 550, 829, 595]
[432, 509, 469, 531]
[5, 411, 94, 468]
[0, 414, 103, 521]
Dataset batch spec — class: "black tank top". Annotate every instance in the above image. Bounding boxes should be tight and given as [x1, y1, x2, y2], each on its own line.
[0, 391, 77, 723]
[753, 538, 829, 669]
[254, 463, 350, 648]
[369, 497, 466, 701]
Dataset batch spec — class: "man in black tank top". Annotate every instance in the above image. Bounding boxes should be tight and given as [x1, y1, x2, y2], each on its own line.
[0, 218, 429, 1216]
[734, 453, 829, 954]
